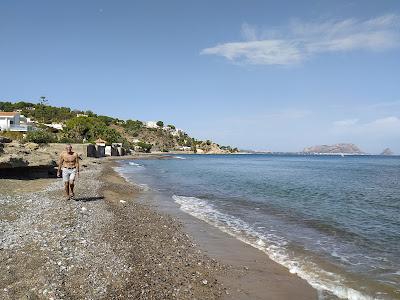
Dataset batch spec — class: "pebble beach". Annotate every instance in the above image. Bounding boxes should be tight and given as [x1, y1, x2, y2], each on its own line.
[0, 160, 226, 299]
[1, 157, 317, 300]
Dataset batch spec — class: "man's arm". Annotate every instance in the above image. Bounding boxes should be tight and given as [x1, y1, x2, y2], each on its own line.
[75, 154, 80, 175]
[57, 153, 64, 177]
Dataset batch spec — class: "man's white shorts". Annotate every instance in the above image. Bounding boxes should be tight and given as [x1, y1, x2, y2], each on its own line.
[62, 168, 76, 183]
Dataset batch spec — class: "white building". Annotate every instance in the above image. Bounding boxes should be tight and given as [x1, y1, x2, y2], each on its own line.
[144, 121, 159, 128]
[44, 123, 64, 130]
[0, 112, 34, 132]
[177, 146, 192, 151]
[170, 129, 184, 137]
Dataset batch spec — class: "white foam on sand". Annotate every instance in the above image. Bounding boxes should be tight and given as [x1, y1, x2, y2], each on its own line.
[172, 195, 376, 300]
[113, 166, 149, 191]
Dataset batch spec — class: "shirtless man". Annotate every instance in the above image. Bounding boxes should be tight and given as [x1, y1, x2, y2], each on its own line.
[57, 144, 80, 199]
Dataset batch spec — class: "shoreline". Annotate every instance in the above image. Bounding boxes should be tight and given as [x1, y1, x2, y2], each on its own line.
[135, 190, 318, 300]
[111, 159, 318, 299]
[1, 157, 316, 299]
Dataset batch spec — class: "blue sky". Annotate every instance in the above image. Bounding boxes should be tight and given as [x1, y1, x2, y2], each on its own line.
[1, 0, 400, 153]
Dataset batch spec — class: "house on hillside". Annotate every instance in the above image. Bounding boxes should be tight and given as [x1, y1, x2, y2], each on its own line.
[144, 121, 158, 128]
[44, 123, 64, 131]
[0, 112, 35, 132]
[177, 146, 192, 151]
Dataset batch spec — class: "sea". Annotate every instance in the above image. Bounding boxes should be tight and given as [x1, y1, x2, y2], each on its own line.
[115, 154, 400, 300]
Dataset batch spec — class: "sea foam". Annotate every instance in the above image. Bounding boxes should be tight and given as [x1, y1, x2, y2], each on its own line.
[172, 195, 376, 300]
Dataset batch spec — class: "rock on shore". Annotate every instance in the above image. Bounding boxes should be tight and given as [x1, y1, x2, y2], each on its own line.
[0, 141, 56, 169]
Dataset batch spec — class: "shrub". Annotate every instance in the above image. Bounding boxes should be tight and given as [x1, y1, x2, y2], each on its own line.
[0, 131, 24, 141]
[156, 121, 164, 127]
[25, 130, 56, 144]
[137, 141, 152, 153]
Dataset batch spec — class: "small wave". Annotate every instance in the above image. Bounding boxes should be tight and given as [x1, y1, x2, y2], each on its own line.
[128, 161, 144, 167]
[172, 195, 375, 300]
[113, 167, 149, 191]
[173, 156, 186, 160]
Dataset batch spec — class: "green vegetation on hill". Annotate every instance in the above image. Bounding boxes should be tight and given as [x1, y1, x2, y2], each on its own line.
[63, 117, 127, 145]
[0, 100, 238, 152]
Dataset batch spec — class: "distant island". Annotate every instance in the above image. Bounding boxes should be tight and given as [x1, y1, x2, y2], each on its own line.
[302, 143, 364, 154]
[380, 148, 394, 156]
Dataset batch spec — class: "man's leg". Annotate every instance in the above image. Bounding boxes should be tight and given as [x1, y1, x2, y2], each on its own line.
[69, 181, 75, 198]
[64, 182, 70, 197]
[69, 170, 76, 198]
[62, 168, 71, 199]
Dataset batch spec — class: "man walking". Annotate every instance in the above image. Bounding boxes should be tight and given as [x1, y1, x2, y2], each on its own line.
[57, 144, 80, 200]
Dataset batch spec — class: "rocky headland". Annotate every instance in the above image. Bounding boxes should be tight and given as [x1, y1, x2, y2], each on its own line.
[302, 143, 364, 154]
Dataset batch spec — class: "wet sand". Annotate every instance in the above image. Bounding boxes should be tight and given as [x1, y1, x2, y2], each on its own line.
[1, 157, 317, 299]
[138, 190, 317, 300]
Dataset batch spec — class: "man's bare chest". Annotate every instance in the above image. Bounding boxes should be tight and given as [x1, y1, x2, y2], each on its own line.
[63, 153, 77, 163]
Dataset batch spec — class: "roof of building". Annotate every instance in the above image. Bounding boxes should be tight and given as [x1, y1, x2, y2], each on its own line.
[0, 112, 19, 116]
[95, 138, 107, 144]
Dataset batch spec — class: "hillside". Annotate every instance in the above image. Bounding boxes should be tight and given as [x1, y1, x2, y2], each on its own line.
[302, 143, 364, 154]
[0, 101, 238, 154]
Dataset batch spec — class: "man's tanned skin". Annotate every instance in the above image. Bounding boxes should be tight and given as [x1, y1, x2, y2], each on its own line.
[57, 144, 80, 199]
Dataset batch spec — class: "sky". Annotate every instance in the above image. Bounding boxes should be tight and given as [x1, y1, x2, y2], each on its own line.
[1, 0, 400, 153]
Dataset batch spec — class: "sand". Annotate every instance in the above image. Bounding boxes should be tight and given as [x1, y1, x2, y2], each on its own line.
[0, 157, 317, 299]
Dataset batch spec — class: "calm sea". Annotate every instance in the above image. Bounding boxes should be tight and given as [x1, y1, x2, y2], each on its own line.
[116, 154, 400, 300]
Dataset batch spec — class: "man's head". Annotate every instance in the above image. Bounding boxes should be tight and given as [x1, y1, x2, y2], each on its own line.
[66, 144, 73, 153]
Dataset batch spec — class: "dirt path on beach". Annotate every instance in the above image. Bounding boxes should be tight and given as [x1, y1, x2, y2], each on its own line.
[0, 161, 225, 299]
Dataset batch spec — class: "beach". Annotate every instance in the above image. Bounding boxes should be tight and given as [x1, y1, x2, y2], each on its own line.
[0, 157, 316, 299]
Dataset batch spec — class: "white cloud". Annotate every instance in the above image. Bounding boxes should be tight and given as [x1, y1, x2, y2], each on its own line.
[201, 14, 400, 65]
[333, 116, 400, 136]
[333, 118, 359, 127]
[240, 23, 258, 41]
[201, 40, 303, 65]
[366, 100, 400, 109]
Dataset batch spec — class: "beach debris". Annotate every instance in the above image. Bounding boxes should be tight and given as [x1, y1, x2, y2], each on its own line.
[120, 200, 126, 204]
[202, 279, 208, 285]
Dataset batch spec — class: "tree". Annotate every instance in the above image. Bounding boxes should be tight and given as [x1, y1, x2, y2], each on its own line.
[39, 96, 48, 105]
[0, 101, 14, 111]
[167, 124, 175, 129]
[25, 130, 56, 144]
[63, 116, 127, 144]
[137, 141, 152, 153]
[156, 121, 164, 127]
